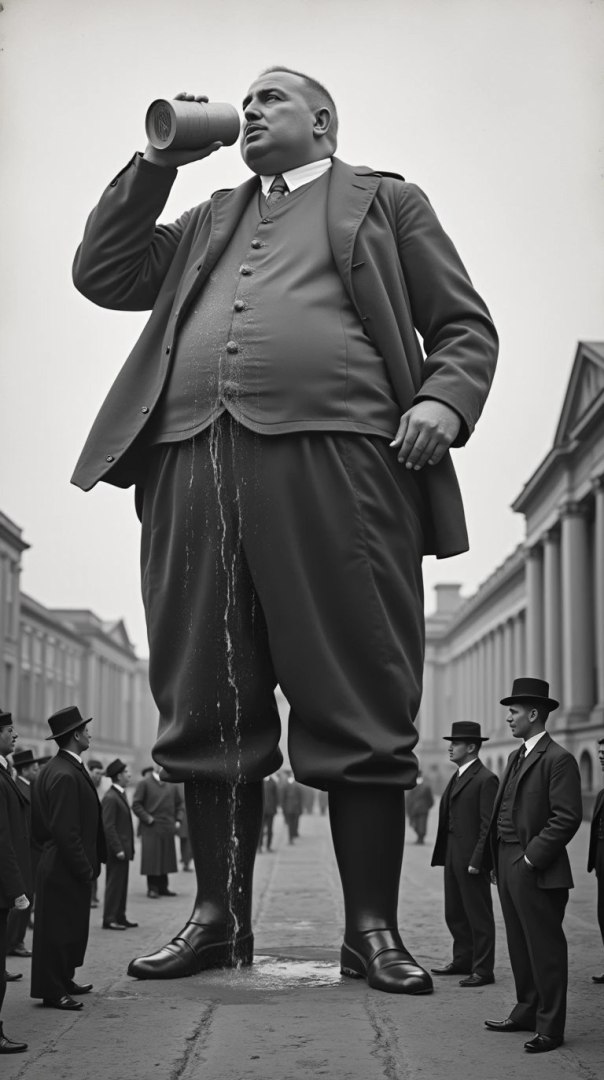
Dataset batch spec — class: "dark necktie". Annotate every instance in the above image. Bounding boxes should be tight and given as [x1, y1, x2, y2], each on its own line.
[511, 745, 526, 775]
[266, 174, 289, 206]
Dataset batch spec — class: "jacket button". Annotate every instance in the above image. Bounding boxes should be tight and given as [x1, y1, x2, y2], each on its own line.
[251, 239, 262, 249]
[260, 218, 273, 225]
[239, 265, 252, 276]
[141, 406, 149, 414]
[226, 341, 238, 354]
[106, 455, 115, 463]
[166, 345, 171, 354]
[233, 300, 245, 312]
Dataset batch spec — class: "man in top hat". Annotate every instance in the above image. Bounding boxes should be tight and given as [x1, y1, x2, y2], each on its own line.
[30, 707, 105, 1011]
[588, 736, 604, 983]
[6, 749, 44, 961]
[87, 759, 104, 908]
[101, 759, 137, 930]
[73, 67, 497, 992]
[431, 721, 498, 986]
[484, 678, 582, 1054]
[0, 711, 31, 1054]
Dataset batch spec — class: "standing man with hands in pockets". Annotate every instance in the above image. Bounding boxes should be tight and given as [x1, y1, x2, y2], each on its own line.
[72, 68, 497, 993]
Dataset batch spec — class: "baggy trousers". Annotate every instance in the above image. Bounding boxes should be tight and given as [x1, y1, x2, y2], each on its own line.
[140, 418, 425, 788]
[497, 841, 569, 1037]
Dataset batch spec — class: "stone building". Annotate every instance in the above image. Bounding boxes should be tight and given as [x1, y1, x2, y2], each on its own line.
[418, 341, 604, 816]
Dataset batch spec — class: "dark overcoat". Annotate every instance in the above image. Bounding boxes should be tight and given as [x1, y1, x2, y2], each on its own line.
[431, 759, 498, 869]
[101, 785, 135, 860]
[71, 154, 498, 558]
[588, 788, 604, 875]
[30, 751, 105, 999]
[486, 734, 583, 888]
[131, 774, 183, 875]
[0, 765, 32, 907]
[15, 774, 43, 882]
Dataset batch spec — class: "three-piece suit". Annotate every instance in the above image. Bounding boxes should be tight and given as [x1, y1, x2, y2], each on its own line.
[72, 152, 497, 790]
[0, 763, 31, 1014]
[431, 759, 498, 977]
[588, 785, 604, 953]
[30, 752, 105, 1001]
[101, 784, 135, 926]
[486, 734, 582, 1037]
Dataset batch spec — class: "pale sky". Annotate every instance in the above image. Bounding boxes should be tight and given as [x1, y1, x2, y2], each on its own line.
[1, 0, 603, 655]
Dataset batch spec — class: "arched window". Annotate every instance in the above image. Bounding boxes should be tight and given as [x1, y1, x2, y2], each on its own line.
[579, 750, 594, 791]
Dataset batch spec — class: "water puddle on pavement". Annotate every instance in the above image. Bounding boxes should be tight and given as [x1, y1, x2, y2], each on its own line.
[229, 955, 342, 990]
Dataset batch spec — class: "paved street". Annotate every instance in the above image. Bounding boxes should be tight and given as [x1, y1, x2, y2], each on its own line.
[2, 805, 602, 1080]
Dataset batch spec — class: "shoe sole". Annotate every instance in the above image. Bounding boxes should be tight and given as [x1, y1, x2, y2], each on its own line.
[128, 934, 254, 980]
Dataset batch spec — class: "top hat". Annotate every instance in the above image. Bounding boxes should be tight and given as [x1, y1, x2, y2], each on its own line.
[106, 758, 127, 780]
[0, 709, 13, 729]
[500, 677, 559, 712]
[12, 748, 45, 769]
[45, 705, 91, 741]
[443, 721, 489, 743]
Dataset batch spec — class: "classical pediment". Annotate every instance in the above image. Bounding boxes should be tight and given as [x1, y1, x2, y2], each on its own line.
[102, 618, 134, 651]
[554, 341, 604, 447]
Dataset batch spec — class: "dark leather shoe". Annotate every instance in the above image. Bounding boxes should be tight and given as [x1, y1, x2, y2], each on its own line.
[592, 973, 604, 983]
[524, 1034, 563, 1053]
[9, 944, 32, 958]
[459, 973, 495, 987]
[5, 970, 22, 982]
[0, 1031, 28, 1054]
[127, 922, 254, 980]
[485, 1017, 530, 1032]
[431, 962, 471, 976]
[42, 995, 83, 1011]
[67, 982, 93, 994]
[119, 920, 139, 928]
[147, 890, 160, 899]
[158, 889, 177, 897]
[341, 929, 433, 995]
[103, 921, 126, 930]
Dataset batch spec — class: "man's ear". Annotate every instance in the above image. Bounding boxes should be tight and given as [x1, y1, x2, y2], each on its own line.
[313, 107, 332, 138]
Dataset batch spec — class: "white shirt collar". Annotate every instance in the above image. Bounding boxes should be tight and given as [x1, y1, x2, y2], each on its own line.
[152, 770, 162, 783]
[523, 730, 547, 756]
[260, 157, 332, 197]
[0, 754, 8, 770]
[65, 749, 82, 764]
[457, 758, 478, 777]
[112, 783, 125, 794]
[19, 776, 31, 786]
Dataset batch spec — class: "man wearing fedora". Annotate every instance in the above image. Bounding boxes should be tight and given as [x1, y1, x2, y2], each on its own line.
[102, 759, 137, 931]
[6, 749, 44, 961]
[588, 736, 604, 984]
[30, 706, 106, 1011]
[484, 678, 582, 1054]
[431, 721, 498, 987]
[0, 710, 31, 1054]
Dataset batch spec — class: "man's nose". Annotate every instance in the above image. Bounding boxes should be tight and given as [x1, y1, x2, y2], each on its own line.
[244, 100, 262, 121]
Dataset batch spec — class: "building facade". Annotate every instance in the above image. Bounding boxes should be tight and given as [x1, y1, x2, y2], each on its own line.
[418, 342, 604, 816]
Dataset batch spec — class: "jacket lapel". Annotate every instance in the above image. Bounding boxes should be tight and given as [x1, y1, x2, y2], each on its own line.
[326, 158, 382, 300]
[516, 733, 551, 785]
[451, 759, 480, 799]
[0, 763, 28, 806]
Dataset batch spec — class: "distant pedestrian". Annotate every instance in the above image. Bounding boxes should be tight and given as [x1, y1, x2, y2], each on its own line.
[31, 706, 105, 1011]
[258, 776, 279, 852]
[102, 759, 137, 930]
[318, 790, 329, 815]
[430, 721, 498, 986]
[484, 679, 582, 1055]
[282, 772, 303, 844]
[87, 758, 104, 908]
[6, 749, 44, 961]
[177, 786, 192, 870]
[0, 710, 31, 1054]
[132, 768, 183, 897]
[588, 736, 604, 984]
[406, 773, 434, 844]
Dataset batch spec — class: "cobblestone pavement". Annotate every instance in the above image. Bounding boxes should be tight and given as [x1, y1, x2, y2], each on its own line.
[2, 807, 602, 1079]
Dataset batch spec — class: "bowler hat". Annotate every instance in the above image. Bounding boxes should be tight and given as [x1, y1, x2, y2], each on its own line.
[443, 721, 489, 743]
[88, 760, 104, 771]
[12, 748, 45, 769]
[500, 677, 559, 712]
[141, 766, 154, 776]
[45, 705, 91, 741]
[0, 709, 13, 729]
[106, 758, 127, 780]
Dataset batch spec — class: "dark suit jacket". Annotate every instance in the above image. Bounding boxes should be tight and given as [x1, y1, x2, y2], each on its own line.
[0, 764, 32, 906]
[588, 788, 604, 874]
[32, 751, 105, 883]
[486, 733, 582, 889]
[431, 759, 498, 869]
[71, 154, 498, 558]
[102, 784, 135, 860]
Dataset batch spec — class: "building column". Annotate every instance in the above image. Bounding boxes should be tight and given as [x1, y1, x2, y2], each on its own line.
[503, 620, 514, 699]
[543, 526, 563, 706]
[561, 501, 593, 712]
[525, 544, 544, 677]
[594, 476, 604, 706]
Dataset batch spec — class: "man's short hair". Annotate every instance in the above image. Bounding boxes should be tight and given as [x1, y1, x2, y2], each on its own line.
[260, 66, 339, 143]
[55, 723, 87, 750]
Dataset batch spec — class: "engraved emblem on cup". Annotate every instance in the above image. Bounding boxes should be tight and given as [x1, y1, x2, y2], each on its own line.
[145, 99, 241, 151]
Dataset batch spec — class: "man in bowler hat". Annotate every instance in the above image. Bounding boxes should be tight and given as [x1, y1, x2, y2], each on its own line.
[101, 759, 137, 930]
[0, 711, 31, 1053]
[431, 721, 498, 986]
[30, 707, 105, 1011]
[588, 736, 604, 983]
[73, 67, 497, 992]
[6, 749, 44, 961]
[484, 678, 582, 1054]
